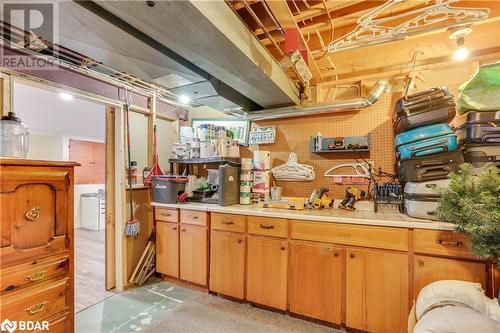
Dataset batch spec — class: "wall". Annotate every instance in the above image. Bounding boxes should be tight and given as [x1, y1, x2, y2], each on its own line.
[27, 133, 64, 161]
[156, 118, 177, 173]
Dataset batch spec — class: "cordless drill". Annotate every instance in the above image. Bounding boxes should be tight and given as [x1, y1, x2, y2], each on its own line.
[339, 187, 366, 211]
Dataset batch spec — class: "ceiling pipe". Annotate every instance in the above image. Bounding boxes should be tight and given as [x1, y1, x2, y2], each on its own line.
[224, 79, 389, 121]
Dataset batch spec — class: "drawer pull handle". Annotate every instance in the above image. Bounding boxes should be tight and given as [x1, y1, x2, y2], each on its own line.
[25, 207, 40, 221]
[172, 227, 177, 230]
[181, 229, 186, 232]
[25, 302, 47, 315]
[221, 221, 234, 225]
[189, 215, 199, 220]
[350, 253, 355, 258]
[25, 271, 47, 282]
[259, 224, 274, 230]
[438, 240, 462, 247]
[280, 246, 286, 251]
[163, 213, 172, 217]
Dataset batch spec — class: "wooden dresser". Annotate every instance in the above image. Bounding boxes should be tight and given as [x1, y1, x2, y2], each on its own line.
[0, 159, 78, 332]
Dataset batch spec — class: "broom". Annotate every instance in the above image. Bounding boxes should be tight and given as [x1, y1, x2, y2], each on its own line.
[125, 101, 140, 237]
[144, 124, 164, 185]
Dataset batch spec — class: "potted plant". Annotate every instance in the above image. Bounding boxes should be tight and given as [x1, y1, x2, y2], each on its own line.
[436, 164, 500, 265]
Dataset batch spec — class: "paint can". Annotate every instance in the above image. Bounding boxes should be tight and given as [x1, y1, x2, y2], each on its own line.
[240, 170, 253, 181]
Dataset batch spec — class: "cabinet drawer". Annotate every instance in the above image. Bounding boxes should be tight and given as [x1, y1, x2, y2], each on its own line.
[290, 220, 409, 251]
[36, 312, 71, 333]
[1, 277, 70, 322]
[0, 235, 69, 268]
[0, 254, 69, 294]
[414, 229, 475, 259]
[180, 210, 207, 226]
[211, 213, 245, 232]
[155, 208, 178, 223]
[247, 216, 287, 238]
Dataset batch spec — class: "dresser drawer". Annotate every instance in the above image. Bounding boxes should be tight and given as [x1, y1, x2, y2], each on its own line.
[211, 213, 246, 233]
[155, 208, 178, 223]
[290, 220, 409, 251]
[0, 235, 69, 268]
[1, 254, 69, 294]
[180, 210, 207, 226]
[1, 277, 70, 322]
[247, 216, 288, 238]
[35, 312, 71, 333]
[414, 229, 475, 259]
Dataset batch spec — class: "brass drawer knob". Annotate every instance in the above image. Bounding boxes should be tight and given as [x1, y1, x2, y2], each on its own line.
[25, 207, 40, 221]
[25, 302, 47, 315]
[25, 271, 47, 282]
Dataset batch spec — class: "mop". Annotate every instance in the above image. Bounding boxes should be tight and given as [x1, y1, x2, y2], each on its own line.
[144, 124, 164, 185]
[125, 101, 141, 237]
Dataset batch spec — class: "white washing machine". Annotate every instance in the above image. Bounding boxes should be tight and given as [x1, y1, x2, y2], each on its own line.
[80, 191, 105, 231]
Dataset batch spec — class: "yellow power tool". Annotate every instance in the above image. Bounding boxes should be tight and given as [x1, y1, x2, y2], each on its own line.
[339, 186, 366, 211]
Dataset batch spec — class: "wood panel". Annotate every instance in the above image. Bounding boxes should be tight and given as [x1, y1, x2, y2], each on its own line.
[156, 222, 179, 278]
[247, 216, 288, 238]
[289, 241, 343, 324]
[179, 224, 207, 286]
[246, 236, 288, 310]
[180, 210, 207, 226]
[414, 229, 476, 259]
[291, 220, 409, 251]
[211, 213, 246, 232]
[413, 255, 487, 298]
[346, 248, 408, 333]
[209, 231, 245, 299]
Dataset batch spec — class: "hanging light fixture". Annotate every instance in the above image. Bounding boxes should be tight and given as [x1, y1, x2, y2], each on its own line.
[449, 26, 472, 61]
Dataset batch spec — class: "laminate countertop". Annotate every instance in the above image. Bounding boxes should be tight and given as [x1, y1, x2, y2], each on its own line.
[151, 201, 457, 231]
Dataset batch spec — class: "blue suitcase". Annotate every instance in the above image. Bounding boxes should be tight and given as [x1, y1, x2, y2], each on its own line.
[395, 124, 458, 160]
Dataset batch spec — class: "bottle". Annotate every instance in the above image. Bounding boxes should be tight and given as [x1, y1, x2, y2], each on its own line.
[129, 161, 138, 185]
[0, 112, 29, 158]
[143, 166, 151, 184]
[315, 132, 322, 152]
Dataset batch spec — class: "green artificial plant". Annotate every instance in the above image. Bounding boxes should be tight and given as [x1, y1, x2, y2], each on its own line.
[436, 164, 500, 265]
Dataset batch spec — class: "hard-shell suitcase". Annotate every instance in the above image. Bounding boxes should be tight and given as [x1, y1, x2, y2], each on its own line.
[394, 87, 455, 134]
[395, 124, 458, 160]
[451, 110, 500, 144]
[404, 179, 450, 221]
[397, 150, 464, 182]
[462, 144, 500, 175]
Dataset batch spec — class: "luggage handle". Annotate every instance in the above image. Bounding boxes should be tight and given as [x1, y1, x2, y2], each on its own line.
[421, 166, 450, 180]
[411, 143, 448, 158]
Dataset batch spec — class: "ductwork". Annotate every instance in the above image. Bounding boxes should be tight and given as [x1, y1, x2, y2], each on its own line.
[224, 80, 389, 121]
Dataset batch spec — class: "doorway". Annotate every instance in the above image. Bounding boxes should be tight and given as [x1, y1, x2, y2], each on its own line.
[11, 79, 116, 312]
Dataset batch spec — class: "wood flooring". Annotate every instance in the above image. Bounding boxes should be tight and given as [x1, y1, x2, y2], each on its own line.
[74, 228, 115, 313]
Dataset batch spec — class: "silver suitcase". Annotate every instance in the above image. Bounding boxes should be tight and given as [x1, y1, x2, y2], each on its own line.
[404, 179, 450, 221]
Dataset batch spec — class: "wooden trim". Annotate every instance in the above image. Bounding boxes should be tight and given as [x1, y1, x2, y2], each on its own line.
[0, 158, 79, 167]
[105, 106, 116, 290]
[0, 72, 12, 116]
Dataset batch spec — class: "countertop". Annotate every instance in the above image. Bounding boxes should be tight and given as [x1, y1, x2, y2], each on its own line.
[151, 201, 457, 231]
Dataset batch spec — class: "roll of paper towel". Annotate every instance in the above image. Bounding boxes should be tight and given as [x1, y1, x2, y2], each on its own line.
[253, 170, 270, 189]
[253, 151, 271, 170]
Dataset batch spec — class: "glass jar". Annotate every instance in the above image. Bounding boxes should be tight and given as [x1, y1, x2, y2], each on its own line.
[0, 112, 29, 158]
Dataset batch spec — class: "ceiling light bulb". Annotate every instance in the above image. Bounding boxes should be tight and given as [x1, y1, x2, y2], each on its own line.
[453, 46, 469, 61]
[59, 92, 73, 101]
[179, 95, 190, 104]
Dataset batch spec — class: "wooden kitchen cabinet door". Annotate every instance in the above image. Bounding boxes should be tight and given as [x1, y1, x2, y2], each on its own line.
[179, 224, 207, 286]
[69, 139, 105, 184]
[156, 222, 179, 277]
[289, 241, 342, 324]
[414, 255, 486, 297]
[91, 142, 105, 184]
[246, 236, 288, 310]
[209, 231, 245, 299]
[346, 248, 409, 333]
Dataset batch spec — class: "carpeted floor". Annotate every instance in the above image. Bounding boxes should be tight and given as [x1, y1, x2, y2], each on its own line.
[145, 292, 342, 333]
[75, 279, 345, 333]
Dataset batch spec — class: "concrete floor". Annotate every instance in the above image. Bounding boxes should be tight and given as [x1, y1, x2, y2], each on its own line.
[75, 278, 344, 333]
[75, 228, 116, 313]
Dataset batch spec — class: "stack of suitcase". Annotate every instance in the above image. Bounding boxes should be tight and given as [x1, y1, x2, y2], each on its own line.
[450, 110, 500, 175]
[394, 87, 463, 221]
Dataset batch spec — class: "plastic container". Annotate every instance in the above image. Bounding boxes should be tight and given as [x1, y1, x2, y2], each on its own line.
[0, 112, 29, 158]
[129, 161, 138, 185]
[142, 167, 151, 185]
[152, 176, 188, 204]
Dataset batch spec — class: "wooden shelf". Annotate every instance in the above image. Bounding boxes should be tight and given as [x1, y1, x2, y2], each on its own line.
[169, 157, 240, 166]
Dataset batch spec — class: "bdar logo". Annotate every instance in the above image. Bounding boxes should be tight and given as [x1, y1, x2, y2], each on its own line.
[0, 319, 17, 333]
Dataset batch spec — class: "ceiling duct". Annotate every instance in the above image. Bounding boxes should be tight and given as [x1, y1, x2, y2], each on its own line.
[224, 80, 389, 121]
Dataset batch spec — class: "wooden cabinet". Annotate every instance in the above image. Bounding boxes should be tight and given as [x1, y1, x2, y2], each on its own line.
[246, 236, 288, 310]
[414, 255, 487, 297]
[209, 231, 245, 299]
[156, 222, 179, 278]
[346, 248, 409, 333]
[0, 159, 75, 331]
[414, 229, 475, 259]
[179, 224, 207, 285]
[289, 241, 343, 324]
[69, 139, 105, 184]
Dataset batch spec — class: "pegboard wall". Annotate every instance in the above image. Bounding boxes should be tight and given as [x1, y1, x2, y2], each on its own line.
[241, 92, 400, 199]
